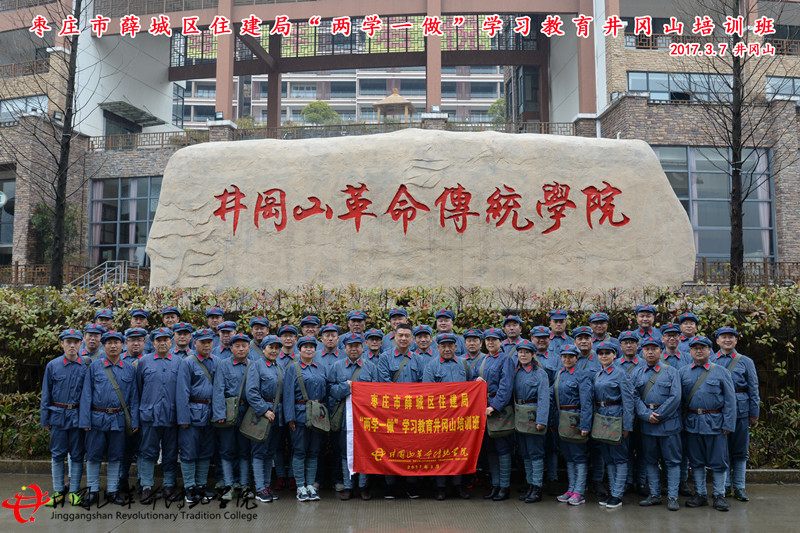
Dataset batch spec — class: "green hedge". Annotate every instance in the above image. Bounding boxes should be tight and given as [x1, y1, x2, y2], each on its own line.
[0, 283, 798, 465]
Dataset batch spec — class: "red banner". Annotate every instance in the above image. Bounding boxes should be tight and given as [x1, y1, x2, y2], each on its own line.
[349, 381, 487, 476]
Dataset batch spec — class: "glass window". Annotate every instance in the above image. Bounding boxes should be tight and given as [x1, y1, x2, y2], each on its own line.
[172, 84, 184, 128]
[290, 84, 316, 98]
[628, 72, 732, 102]
[194, 84, 215, 98]
[400, 79, 426, 95]
[654, 146, 774, 260]
[192, 105, 216, 121]
[628, 72, 648, 91]
[0, 175, 15, 250]
[441, 82, 456, 99]
[89, 176, 162, 266]
[694, 147, 728, 172]
[359, 79, 387, 95]
[471, 82, 498, 98]
[694, 172, 729, 198]
[330, 82, 356, 98]
[665, 172, 689, 197]
[766, 76, 799, 97]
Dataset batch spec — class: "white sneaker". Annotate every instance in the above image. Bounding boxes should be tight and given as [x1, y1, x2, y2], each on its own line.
[296, 487, 309, 501]
[306, 485, 320, 501]
[221, 487, 233, 501]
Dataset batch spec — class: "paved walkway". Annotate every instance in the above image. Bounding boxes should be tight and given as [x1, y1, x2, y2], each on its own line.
[0, 474, 795, 533]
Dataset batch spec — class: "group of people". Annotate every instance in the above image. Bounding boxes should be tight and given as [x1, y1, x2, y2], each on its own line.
[40, 304, 759, 513]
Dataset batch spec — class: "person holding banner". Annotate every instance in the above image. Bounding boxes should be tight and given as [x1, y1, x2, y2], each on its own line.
[593, 341, 635, 509]
[377, 323, 424, 499]
[213, 333, 253, 501]
[473, 327, 514, 502]
[513, 340, 550, 504]
[283, 336, 328, 502]
[245, 335, 284, 503]
[328, 333, 377, 501]
[552, 344, 593, 506]
[423, 332, 471, 500]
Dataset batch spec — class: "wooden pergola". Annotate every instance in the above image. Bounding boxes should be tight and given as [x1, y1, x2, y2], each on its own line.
[373, 88, 416, 122]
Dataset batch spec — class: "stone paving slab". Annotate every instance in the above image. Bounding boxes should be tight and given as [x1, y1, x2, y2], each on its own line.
[0, 474, 796, 533]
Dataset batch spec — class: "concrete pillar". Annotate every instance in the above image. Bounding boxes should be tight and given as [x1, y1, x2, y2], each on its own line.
[577, 0, 597, 114]
[207, 120, 237, 142]
[267, 34, 283, 135]
[425, 0, 442, 113]
[421, 112, 448, 130]
[214, 0, 235, 121]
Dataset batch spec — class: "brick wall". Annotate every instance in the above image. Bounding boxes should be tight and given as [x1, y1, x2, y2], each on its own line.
[598, 94, 800, 262]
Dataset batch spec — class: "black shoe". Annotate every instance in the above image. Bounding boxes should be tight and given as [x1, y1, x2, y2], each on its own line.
[636, 483, 649, 497]
[606, 496, 623, 509]
[639, 495, 663, 506]
[384, 485, 396, 500]
[667, 498, 680, 511]
[338, 489, 352, 501]
[106, 491, 126, 505]
[525, 486, 542, 503]
[140, 487, 154, 505]
[455, 485, 470, 500]
[685, 493, 708, 508]
[725, 486, 733, 498]
[679, 482, 693, 497]
[199, 485, 216, 503]
[483, 487, 499, 499]
[734, 488, 749, 502]
[360, 488, 372, 501]
[163, 486, 179, 502]
[435, 488, 446, 501]
[136, 481, 143, 495]
[519, 485, 533, 501]
[185, 487, 200, 504]
[81, 492, 99, 510]
[406, 486, 420, 499]
[591, 481, 608, 498]
[713, 495, 729, 512]
[493, 487, 510, 501]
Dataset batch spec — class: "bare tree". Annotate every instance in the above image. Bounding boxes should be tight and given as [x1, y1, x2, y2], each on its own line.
[0, 0, 145, 287]
[670, 0, 800, 286]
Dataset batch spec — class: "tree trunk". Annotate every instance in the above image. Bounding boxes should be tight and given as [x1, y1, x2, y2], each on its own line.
[49, 0, 82, 289]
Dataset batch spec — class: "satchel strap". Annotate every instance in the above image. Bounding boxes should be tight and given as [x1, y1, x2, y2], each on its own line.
[294, 361, 310, 401]
[273, 363, 283, 411]
[640, 369, 661, 401]
[392, 355, 411, 383]
[103, 364, 129, 412]
[726, 353, 742, 373]
[190, 354, 214, 385]
[250, 340, 265, 360]
[479, 354, 489, 380]
[234, 361, 249, 404]
[554, 370, 562, 410]
[686, 364, 714, 406]
[469, 354, 483, 372]
[460, 357, 469, 378]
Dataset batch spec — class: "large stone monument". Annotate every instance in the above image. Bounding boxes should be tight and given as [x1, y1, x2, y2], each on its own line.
[146, 129, 695, 290]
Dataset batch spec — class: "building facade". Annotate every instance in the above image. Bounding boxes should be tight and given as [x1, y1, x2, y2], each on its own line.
[0, 0, 799, 277]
